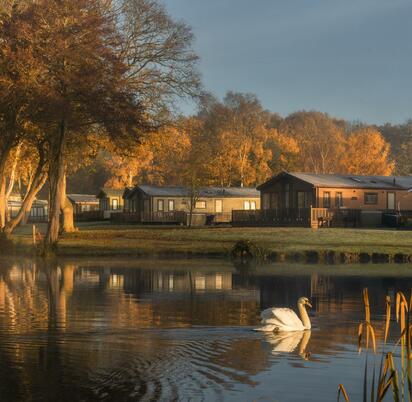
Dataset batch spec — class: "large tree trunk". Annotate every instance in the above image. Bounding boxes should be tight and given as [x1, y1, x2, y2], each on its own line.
[44, 121, 66, 252]
[60, 170, 76, 233]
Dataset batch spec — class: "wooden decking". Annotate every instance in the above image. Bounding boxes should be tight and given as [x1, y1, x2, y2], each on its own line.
[232, 208, 383, 228]
[232, 208, 311, 227]
[111, 211, 232, 225]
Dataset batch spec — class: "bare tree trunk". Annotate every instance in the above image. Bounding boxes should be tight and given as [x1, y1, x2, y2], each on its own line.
[5, 142, 21, 199]
[3, 173, 47, 237]
[5, 142, 22, 222]
[44, 121, 66, 252]
[0, 180, 6, 230]
[60, 170, 76, 233]
[0, 142, 13, 229]
[127, 169, 133, 188]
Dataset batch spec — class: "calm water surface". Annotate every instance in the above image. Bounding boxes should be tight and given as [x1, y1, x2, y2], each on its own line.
[0, 257, 411, 401]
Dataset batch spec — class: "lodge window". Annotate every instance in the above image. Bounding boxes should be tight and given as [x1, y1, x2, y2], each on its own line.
[364, 193, 378, 205]
[215, 199, 223, 213]
[82, 204, 91, 212]
[30, 207, 44, 217]
[215, 274, 223, 290]
[244, 200, 256, 210]
[195, 276, 206, 290]
[297, 191, 306, 208]
[195, 200, 206, 209]
[285, 184, 290, 208]
[262, 193, 270, 209]
[112, 199, 119, 210]
[271, 192, 279, 209]
[323, 192, 331, 208]
[157, 199, 164, 211]
[335, 192, 343, 208]
[168, 200, 175, 211]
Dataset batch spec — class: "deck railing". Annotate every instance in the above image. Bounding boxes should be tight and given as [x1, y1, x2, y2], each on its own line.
[310, 208, 361, 228]
[232, 208, 311, 227]
[232, 208, 365, 228]
[143, 211, 187, 224]
[232, 208, 412, 228]
[74, 210, 104, 222]
[112, 211, 233, 225]
[113, 210, 187, 224]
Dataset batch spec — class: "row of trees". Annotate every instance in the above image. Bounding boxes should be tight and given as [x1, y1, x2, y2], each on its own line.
[0, 0, 200, 250]
[96, 92, 395, 191]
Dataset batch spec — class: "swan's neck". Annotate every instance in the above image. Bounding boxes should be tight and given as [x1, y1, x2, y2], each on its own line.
[298, 303, 311, 329]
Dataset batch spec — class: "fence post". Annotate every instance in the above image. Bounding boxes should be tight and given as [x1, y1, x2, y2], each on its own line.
[32, 224, 36, 246]
[310, 207, 316, 229]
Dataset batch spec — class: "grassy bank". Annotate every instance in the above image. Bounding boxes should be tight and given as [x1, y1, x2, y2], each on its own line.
[11, 223, 412, 258]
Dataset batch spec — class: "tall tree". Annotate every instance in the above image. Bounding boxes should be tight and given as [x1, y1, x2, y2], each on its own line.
[280, 111, 346, 174]
[0, 5, 37, 230]
[340, 127, 394, 175]
[10, 0, 200, 251]
[199, 92, 274, 187]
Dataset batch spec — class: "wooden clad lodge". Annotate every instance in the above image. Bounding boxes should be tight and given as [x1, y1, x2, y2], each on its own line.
[258, 172, 412, 211]
[122, 185, 260, 224]
[7, 192, 48, 223]
[67, 194, 99, 214]
[96, 188, 125, 219]
[68, 194, 100, 221]
[233, 172, 412, 227]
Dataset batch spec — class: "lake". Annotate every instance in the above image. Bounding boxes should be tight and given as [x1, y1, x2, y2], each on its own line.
[0, 257, 410, 401]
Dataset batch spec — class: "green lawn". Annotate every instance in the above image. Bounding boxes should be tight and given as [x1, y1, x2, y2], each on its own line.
[13, 223, 412, 256]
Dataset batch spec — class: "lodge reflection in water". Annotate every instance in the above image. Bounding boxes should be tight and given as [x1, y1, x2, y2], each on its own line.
[0, 259, 412, 401]
[0, 261, 411, 333]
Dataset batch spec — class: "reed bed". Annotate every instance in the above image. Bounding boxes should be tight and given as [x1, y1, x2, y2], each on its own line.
[338, 288, 412, 401]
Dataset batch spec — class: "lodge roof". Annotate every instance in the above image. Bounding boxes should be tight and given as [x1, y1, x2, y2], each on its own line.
[96, 188, 125, 198]
[126, 185, 259, 198]
[67, 194, 99, 204]
[258, 172, 412, 190]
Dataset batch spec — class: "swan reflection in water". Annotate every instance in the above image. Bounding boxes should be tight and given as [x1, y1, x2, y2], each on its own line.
[263, 330, 311, 360]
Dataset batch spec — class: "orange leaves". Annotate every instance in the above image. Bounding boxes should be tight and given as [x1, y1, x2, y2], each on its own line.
[280, 112, 394, 176]
[341, 128, 394, 176]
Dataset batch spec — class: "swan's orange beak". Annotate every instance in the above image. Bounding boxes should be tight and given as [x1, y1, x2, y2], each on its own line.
[306, 301, 312, 308]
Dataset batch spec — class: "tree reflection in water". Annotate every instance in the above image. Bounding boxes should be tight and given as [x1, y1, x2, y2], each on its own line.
[0, 258, 411, 401]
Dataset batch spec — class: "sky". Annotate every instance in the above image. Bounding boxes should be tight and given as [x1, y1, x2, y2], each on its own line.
[163, 0, 412, 125]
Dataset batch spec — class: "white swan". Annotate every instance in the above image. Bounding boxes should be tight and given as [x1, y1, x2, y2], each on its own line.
[255, 297, 312, 332]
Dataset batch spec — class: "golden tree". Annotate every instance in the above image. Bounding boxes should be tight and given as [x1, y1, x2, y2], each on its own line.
[280, 111, 346, 174]
[340, 127, 394, 175]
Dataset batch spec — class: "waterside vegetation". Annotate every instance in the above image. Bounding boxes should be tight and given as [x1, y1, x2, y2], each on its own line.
[8, 224, 412, 263]
[339, 288, 412, 401]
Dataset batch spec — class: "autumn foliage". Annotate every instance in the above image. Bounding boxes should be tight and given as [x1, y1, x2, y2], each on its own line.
[98, 95, 395, 190]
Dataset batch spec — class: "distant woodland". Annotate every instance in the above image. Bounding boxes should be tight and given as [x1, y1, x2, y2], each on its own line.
[69, 93, 411, 194]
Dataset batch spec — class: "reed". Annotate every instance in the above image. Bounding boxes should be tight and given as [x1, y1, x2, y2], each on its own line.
[337, 384, 350, 402]
[338, 289, 412, 401]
